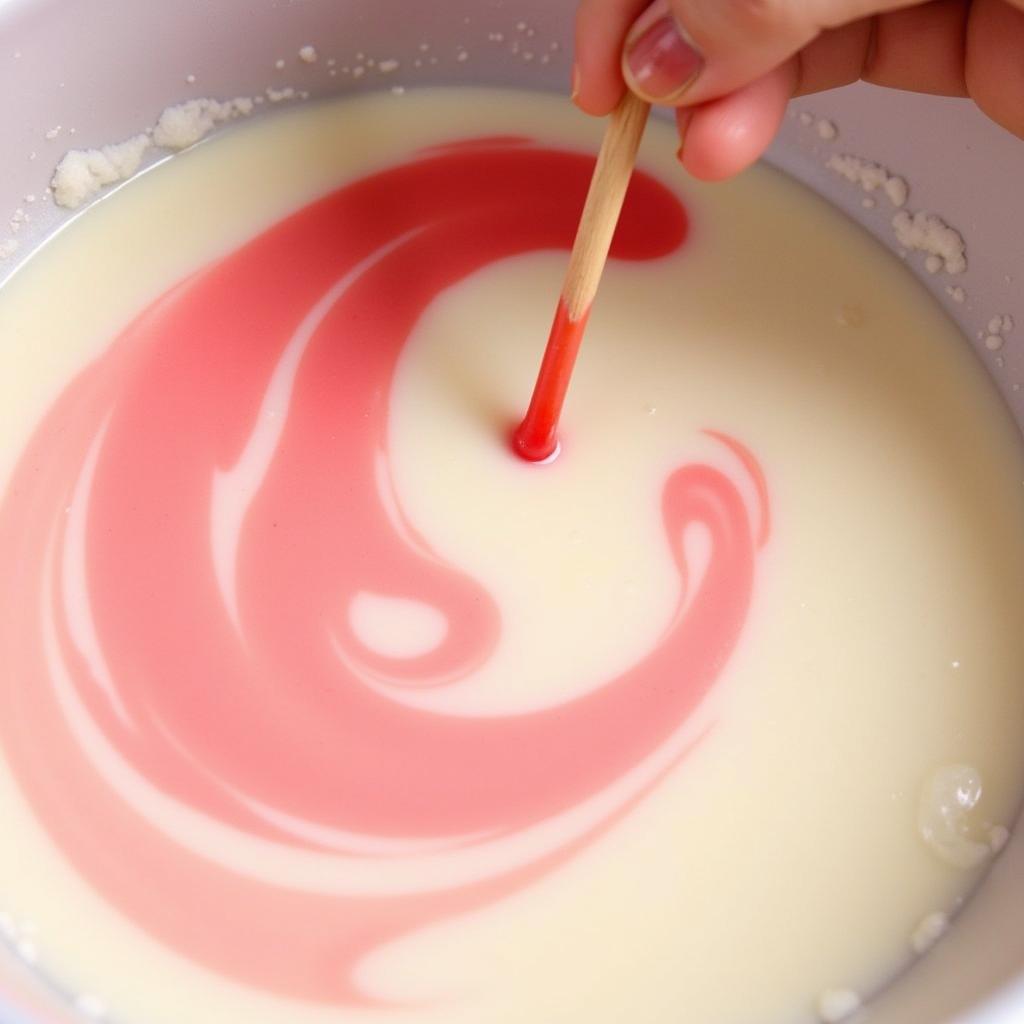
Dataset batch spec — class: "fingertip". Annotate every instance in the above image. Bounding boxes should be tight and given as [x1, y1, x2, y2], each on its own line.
[966, 0, 1024, 139]
[677, 65, 793, 181]
[574, 76, 627, 116]
[679, 109, 773, 181]
[573, 0, 649, 115]
[572, 62, 617, 115]
[572, 53, 628, 116]
[680, 125, 755, 181]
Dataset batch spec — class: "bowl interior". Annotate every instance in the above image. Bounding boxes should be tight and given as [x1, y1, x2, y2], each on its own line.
[0, 1, 1022, 1021]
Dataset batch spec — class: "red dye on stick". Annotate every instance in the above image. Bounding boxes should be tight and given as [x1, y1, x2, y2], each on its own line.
[513, 92, 651, 463]
[512, 298, 590, 462]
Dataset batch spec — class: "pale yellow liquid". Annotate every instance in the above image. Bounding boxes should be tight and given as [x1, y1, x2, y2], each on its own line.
[0, 89, 1023, 1024]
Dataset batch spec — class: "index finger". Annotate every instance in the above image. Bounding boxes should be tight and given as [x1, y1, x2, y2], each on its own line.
[574, 0, 650, 113]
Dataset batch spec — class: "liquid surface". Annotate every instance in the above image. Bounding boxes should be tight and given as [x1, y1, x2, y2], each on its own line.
[0, 90, 1023, 1024]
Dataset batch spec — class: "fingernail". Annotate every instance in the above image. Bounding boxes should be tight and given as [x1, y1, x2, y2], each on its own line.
[624, 16, 703, 103]
[571, 62, 581, 103]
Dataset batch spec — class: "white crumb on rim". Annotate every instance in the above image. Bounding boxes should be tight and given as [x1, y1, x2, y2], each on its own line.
[817, 988, 861, 1023]
[883, 176, 908, 208]
[911, 911, 949, 955]
[892, 210, 967, 274]
[823, 142, 972, 277]
[152, 96, 253, 150]
[826, 153, 909, 210]
[919, 764, 990, 867]
[50, 133, 151, 209]
[298, 44, 318, 63]
[378, 58, 400, 73]
[816, 118, 838, 141]
[989, 825, 1010, 852]
[50, 91, 270, 209]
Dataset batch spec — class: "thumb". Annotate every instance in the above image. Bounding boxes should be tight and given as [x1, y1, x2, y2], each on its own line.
[621, 0, 922, 106]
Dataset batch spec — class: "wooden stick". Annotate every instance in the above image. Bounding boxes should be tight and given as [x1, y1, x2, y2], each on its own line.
[562, 92, 651, 320]
[512, 93, 651, 462]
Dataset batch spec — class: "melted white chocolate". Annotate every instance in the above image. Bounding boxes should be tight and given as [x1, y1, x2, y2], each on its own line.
[0, 89, 1022, 1024]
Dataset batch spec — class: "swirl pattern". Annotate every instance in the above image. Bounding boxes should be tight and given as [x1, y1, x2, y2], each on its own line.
[0, 137, 767, 1006]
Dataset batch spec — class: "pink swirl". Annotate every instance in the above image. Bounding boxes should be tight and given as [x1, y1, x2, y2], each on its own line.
[0, 138, 767, 1005]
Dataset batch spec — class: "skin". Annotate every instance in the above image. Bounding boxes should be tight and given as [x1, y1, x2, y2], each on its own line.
[574, 0, 1024, 180]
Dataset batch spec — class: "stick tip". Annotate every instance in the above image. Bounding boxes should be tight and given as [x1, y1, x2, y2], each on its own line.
[510, 422, 560, 464]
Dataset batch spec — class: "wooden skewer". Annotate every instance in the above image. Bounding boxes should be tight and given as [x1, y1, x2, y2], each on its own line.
[512, 92, 651, 463]
[561, 92, 652, 321]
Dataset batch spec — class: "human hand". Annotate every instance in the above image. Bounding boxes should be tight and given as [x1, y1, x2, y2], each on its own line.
[573, 0, 1024, 180]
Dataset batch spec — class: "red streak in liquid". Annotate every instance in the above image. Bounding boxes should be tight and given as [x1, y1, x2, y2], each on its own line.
[0, 137, 769, 1007]
[512, 297, 589, 462]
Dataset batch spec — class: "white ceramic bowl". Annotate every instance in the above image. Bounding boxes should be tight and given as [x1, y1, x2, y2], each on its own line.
[0, 1, 1021, 1021]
